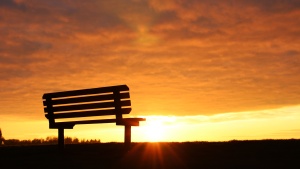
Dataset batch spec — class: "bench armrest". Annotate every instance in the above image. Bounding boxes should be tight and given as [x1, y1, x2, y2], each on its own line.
[117, 118, 146, 126]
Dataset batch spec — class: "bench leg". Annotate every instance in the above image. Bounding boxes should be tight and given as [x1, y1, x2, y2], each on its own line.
[58, 128, 64, 151]
[124, 125, 131, 151]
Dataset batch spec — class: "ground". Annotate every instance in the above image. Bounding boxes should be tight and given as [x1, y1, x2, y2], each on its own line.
[0, 140, 299, 169]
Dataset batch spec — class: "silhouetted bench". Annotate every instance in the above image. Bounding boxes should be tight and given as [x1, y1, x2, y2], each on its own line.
[42, 84, 145, 150]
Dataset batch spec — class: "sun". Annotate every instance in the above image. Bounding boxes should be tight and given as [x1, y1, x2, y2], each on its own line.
[144, 120, 166, 142]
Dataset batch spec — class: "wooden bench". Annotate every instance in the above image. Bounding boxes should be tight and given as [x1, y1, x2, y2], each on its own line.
[42, 84, 145, 150]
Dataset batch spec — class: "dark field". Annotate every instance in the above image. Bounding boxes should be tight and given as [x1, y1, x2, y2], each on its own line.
[1, 140, 299, 169]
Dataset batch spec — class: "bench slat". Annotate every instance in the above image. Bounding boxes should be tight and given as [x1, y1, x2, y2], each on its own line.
[44, 100, 131, 113]
[53, 118, 146, 127]
[51, 119, 118, 128]
[43, 92, 130, 106]
[45, 108, 131, 119]
[43, 85, 129, 99]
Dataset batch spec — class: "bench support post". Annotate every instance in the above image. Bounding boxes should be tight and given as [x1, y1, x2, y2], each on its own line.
[124, 125, 131, 151]
[58, 127, 64, 151]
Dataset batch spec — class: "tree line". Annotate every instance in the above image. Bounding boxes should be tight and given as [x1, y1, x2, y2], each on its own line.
[0, 128, 100, 146]
[2, 136, 101, 146]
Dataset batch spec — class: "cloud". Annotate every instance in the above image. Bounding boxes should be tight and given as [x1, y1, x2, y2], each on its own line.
[245, 0, 300, 13]
[0, 0, 26, 10]
[148, 0, 300, 41]
[140, 105, 300, 127]
[0, 0, 299, 118]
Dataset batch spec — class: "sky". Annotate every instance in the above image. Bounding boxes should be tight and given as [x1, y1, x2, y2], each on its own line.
[0, 0, 300, 142]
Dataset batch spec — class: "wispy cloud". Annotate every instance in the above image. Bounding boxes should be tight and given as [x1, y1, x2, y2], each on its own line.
[141, 105, 300, 126]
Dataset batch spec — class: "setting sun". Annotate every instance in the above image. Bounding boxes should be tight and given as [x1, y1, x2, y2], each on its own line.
[139, 116, 177, 142]
[143, 119, 166, 142]
[144, 120, 166, 142]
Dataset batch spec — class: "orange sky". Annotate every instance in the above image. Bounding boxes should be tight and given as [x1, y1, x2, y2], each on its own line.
[0, 0, 300, 142]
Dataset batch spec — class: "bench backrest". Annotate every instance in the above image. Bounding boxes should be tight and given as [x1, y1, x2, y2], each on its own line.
[42, 85, 131, 128]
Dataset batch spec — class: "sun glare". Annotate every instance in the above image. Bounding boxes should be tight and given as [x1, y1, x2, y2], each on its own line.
[144, 120, 165, 142]
[141, 116, 176, 142]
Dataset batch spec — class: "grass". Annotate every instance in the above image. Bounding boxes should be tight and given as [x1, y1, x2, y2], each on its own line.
[0, 139, 299, 169]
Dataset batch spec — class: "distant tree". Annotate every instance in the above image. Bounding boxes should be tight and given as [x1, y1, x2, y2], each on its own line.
[46, 136, 58, 144]
[65, 137, 73, 144]
[0, 128, 5, 145]
[32, 138, 43, 144]
[73, 137, 79, 144]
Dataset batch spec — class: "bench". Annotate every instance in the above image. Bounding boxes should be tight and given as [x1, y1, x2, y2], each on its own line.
[42, 84, 145, 150]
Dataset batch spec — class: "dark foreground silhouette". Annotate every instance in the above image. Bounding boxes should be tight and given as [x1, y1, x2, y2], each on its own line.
[0, 140, 299, 169]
